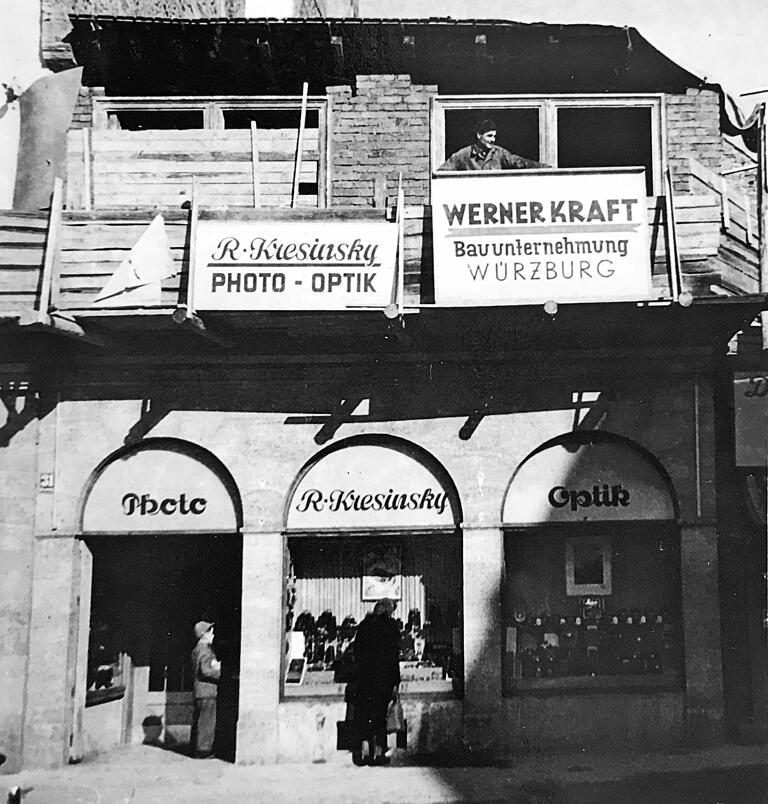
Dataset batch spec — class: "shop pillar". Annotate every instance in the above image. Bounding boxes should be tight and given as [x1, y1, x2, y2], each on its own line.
[461, 525, 504, 756]
[236, 530, 283, 764]
[680, 522, 726, 745]
[22, 536, 90, 769]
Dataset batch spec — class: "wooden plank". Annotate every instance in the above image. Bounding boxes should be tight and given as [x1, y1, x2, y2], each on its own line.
[0, 248, 46, 267]
[0, 213, 49, 229]
[0, 271, 40, 292]
[292, 83, 309, 209]
[82, 128, 92, 213]
[0, 230, 47, 244]
[92, 166, 318, 181]
[66, 129, 85, 210]
[96, 126, 319, 140]
[60, 223, 188, 250]
[92, 136, 319, 152]
[57, 276, 182, 291]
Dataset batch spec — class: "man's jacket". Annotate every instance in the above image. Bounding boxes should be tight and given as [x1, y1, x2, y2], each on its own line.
[191, 641, 220, 699]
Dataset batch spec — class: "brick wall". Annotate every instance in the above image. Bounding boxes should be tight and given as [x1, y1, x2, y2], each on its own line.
[666, 87, 724, 194]
[69, 86, 101, 130]
[328, 75, 436, 207]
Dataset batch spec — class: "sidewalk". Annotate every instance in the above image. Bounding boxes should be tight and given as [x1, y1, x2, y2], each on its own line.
[4, 743, 768, 803]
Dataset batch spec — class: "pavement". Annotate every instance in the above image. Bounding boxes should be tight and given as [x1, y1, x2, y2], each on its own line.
[3, 742, 768, 804]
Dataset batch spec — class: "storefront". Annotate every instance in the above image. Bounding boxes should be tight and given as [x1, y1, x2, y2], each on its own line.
[75, 438, 243, 760]
[500, 431, 685, 748]
[277, 435, 465, 760]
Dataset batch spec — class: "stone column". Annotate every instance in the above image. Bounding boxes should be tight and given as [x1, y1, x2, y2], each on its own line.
[22, 536, 88, 769]
[461, 526, 504, 757]
[236, 530, 284, 764]
[680, 521, 725, 745]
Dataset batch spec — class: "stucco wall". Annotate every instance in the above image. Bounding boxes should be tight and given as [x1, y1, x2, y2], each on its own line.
[0, 414, 38, 773]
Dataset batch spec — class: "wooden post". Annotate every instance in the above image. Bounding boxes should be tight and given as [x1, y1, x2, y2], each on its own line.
[758, 104, 768, 350]
[250, 120, 260, 208]
[719, 175, 730, 230]
[186, 177, 200, 319]
[664, 167, 682, 302]
[291, 82, 309, 209]
[39, 178, 64, 322]
[396, 173, 405, 316]
[82, 127, 92, 212]
[373, 176, 387, 209]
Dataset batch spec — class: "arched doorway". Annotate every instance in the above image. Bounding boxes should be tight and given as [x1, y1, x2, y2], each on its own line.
[500, 431, 683, 749]
[76, 438, 243, 761]
[280, 435, 465, 760]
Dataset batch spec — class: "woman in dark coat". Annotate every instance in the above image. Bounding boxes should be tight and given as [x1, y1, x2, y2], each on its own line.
[352, 598, 401, 765]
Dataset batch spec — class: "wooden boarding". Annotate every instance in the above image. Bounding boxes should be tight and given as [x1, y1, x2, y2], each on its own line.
[66, 127, 323, 210]
[688, 157, 759, 248]
[42, 193, 732, 311]
[0, 211, 47, 314]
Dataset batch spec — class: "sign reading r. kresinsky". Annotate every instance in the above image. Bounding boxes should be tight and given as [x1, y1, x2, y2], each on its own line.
[193, 219, 398, 310]
[431, 167, 653, 306]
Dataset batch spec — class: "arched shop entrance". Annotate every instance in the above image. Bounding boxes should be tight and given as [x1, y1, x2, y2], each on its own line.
[77, 438, 243, 760]
[281, 435, 464, 760]
[500, 431, 683, 749]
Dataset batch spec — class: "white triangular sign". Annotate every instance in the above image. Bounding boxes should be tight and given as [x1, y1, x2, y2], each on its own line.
[93, 214, 177, 306]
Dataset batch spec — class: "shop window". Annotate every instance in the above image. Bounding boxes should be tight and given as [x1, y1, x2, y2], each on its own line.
[502, 524, 683, 692]
[434, 95, 662, 194]
[283, 533, 463, 698]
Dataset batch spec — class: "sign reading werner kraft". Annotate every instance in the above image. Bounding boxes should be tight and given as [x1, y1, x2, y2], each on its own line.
[432, 168, 653, 306]
[193, 219, 398, 311]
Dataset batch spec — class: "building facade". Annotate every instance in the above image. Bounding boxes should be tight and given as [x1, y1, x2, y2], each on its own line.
[0, 15, 763, 771]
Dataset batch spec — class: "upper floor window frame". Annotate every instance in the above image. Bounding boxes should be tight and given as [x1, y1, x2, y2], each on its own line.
[89, 94, 331, 208]
[431, 94, 666, 195]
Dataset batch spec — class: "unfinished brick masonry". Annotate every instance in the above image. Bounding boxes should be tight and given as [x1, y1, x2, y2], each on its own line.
[328, 75, 436, 207]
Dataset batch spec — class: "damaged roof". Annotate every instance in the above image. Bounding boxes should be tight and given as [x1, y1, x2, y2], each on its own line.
[60, 15, 758, 148]
[64, 16, 705, 95]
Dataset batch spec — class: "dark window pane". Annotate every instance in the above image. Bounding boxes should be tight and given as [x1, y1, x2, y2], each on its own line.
[444, 107, 540, 163]
[557, 106, 653, 194]
[223, 109, 318, 129]
[113, 110, 204, 130]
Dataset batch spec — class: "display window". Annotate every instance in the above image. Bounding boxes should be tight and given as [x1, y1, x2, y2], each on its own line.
[502, 524, 682, 691]
[284, 533, 462, 697]
[281, 435, 464, 699]
[501, 431, 681, 692]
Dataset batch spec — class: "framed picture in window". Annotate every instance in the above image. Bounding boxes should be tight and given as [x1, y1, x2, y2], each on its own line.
[362, 542, 402, 601]
[565, 536, 612, 596]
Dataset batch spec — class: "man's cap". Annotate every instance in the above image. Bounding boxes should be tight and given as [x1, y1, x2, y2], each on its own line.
[474, 118, 497, 135]
[194, 620, 214, 640]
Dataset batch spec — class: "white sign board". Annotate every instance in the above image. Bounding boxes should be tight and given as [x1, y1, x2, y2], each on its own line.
[286, 444, 457, 530]
[82, 449, 238, 533]
[431, 168, 653, 306]
[502, 440, 675, 524]
[193, 219, 398, 311]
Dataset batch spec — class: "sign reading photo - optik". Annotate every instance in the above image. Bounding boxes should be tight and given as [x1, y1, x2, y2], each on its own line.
[193, 219, 398, 311]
